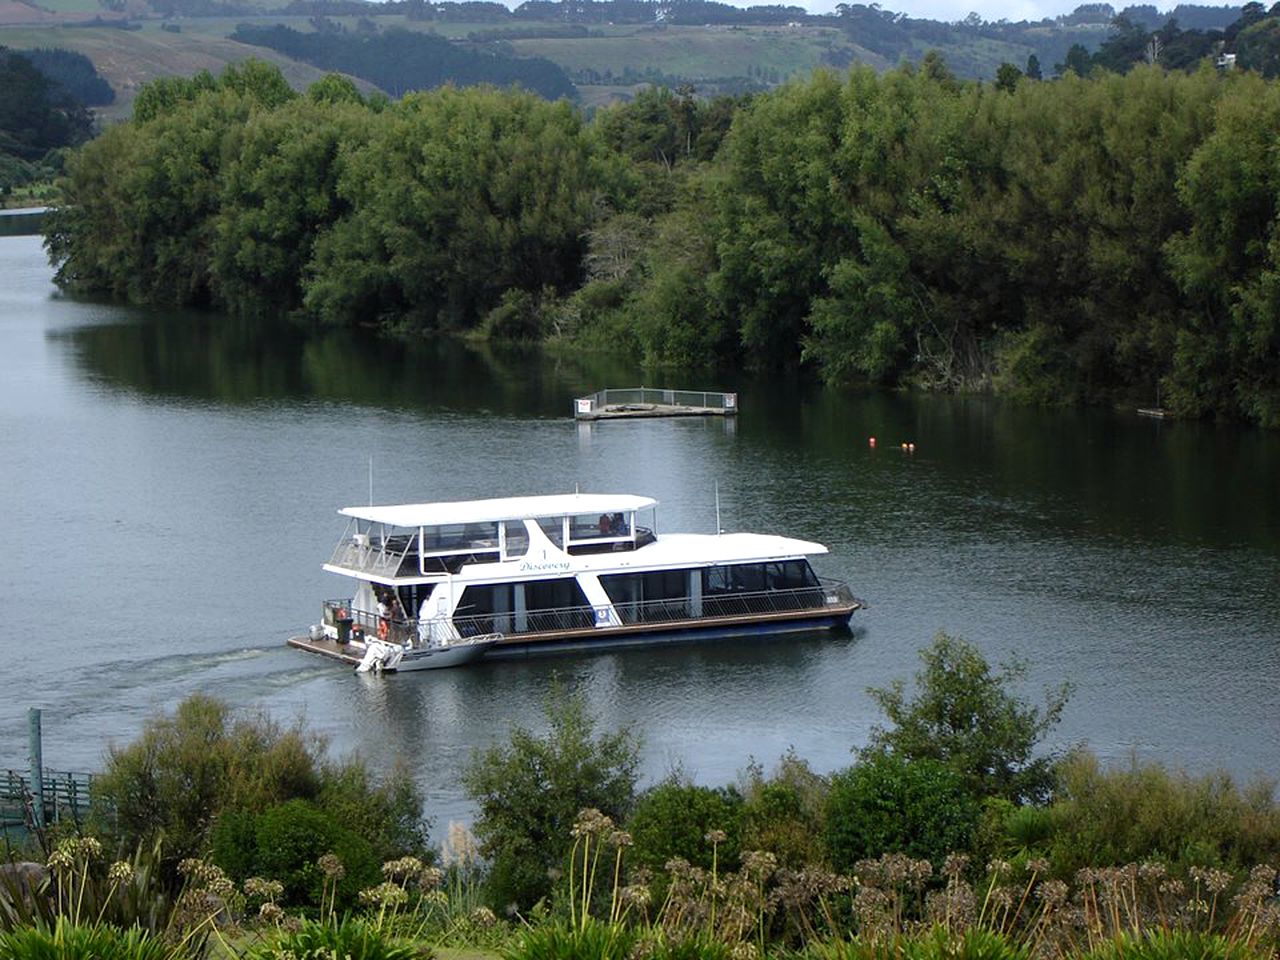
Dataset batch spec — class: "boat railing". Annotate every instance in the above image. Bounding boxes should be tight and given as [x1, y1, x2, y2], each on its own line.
[337, 578, 859, 644]
[327, 533, 417, 578]
[818, 578, 864, 610]
[575, 387, 738, 414]
[447, 579, 857, 637]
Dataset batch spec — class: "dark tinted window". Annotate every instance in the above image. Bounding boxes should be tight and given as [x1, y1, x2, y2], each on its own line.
[525, 577, 588, 611]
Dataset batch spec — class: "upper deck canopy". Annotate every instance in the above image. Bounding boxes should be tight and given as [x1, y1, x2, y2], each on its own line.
[339, 493, 658, 529]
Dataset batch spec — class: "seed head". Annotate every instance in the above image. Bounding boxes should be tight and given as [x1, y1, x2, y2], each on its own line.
[318, 853, 346, 880]
[258, 901, 285, 924]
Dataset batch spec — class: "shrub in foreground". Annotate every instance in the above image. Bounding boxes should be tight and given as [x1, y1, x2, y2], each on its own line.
[242, 916, 427, 960]
[1040, 750, 1280, 876]
[0, 918, 197, 960]
[210, 798, 380, 907]
[463, 683, 640, 910]
[1081, 931, 1271, 960]
[825, 752, 981, 871]
[93, 694, 427, 883]
[626, 779, 743, 876]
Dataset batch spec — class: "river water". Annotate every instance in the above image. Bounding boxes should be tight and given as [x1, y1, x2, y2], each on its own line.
[3, 233, 1279, 827]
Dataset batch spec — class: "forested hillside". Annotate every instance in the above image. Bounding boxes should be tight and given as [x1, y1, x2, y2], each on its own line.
[0, 45, 99, 195]
[229, 22, 576, 99]
[43, 57, 1280, 426]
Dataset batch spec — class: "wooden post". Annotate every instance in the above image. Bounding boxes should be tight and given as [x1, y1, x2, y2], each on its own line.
[28, 708, 44, 830]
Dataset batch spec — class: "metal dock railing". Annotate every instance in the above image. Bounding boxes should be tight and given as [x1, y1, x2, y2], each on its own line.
[574, 387, 738, 420]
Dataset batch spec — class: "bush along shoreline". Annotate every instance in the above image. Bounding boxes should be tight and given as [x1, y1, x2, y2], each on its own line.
[43, 60, 1280, 426]
[3, 634, 1279, 960]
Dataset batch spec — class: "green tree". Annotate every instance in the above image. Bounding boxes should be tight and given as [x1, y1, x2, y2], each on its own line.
[211, 798, 381, 907]
[462, 683, 640, 910]
[1025, 53, 1043, 79]
[305, 86, 607, 331]
[212, 96, 374, 314]
[91, 694, 427, 881]
[1057, 43, 1093, 75]
[626, 778, 743, 875]
[866, 633, 1072, 804]
[0, 47, 91, 161]
[824, 752, 981, 870]
[994, 62, 1023, 92]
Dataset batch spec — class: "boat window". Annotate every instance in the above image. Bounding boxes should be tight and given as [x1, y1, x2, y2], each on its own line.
[458, 583, 516, 616]
[536, 516, 565, 548]
[702, 566, 732, 595]
[731, 564, 767, 592]
[568, 512, 630, 542]
[421, 522, 500, 556]
[703, 561, 818, 595]
[456, 583, 517, 635]
[524, 577, 589, 611]
[502, 520, 529, 559]
[600, 570, 690, 604]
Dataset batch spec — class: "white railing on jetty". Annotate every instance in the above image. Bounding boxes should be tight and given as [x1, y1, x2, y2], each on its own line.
[574, 387, 738, 419]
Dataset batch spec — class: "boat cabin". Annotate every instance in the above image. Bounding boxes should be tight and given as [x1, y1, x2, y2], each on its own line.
[324, 494, 659, 582]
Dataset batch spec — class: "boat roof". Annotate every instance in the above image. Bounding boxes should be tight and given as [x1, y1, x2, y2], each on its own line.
[629, 532, 828, 563]
[339, 493, 659, 528]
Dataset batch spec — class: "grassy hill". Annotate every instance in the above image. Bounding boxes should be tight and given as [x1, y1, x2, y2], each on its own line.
[0, 3, 1118, 121]
[0, 21, 372, 118]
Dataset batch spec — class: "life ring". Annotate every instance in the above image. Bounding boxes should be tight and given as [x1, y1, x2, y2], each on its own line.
[377, 619, 389, 640]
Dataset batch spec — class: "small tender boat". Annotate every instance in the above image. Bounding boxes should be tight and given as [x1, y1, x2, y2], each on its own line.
[288, 492, 862, 672]
[355, 634, 500, 673]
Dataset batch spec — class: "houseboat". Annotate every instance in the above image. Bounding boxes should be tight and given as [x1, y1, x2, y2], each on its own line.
[287, 493, 862, 672]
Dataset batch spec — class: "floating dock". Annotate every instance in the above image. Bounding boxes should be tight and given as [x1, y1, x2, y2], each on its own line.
[574, 387, 738, 420]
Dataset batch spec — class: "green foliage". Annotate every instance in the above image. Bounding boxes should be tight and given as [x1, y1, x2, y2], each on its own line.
[738, 752, 829, 869]
[994, 62, 1022, 92]
[626, 779, 743, 875]
[242, 916, 426, 960]
[90, 694, 426, 886]
[503, 918, 636, 960]
[1037, 750, 1280, 876]
[44, 59, 1280, 424]
[481, 288, 552, 341]
[1081, 931, 1269, 960]
[92, 695, 320, 870]
[0, 919, 197, 960]
[824, 752, 981, 871]
[812, 926, 1032, 960]
[462, 683, 640, 910]
[210, 798, 380, 907]
[229, 23, 576, 101]
[866, 633, 1072, 805]
[0, 47, 91, 162]
[305, 86, 606, 332]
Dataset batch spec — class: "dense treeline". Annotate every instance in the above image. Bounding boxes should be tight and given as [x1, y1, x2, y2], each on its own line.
[229, 23, 576, 100]
[17, 48, 116, 108]
[47, 59, 1280, 425]
[0, 47, 95, 196]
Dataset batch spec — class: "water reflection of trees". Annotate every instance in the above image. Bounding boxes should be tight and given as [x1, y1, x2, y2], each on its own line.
[58, 310, 1280, 551]
[60, 312, 644, 416]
